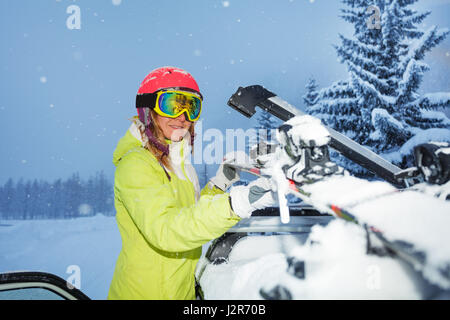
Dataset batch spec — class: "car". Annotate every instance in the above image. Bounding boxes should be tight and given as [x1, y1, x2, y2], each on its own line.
[194, 204, 450, 300]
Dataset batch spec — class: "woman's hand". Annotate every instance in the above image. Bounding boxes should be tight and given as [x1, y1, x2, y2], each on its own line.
[209, 151, 250, 191]
[229, 177, 278, 219]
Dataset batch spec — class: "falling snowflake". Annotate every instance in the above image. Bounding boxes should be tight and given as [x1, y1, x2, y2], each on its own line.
[78, 204, 93, 216]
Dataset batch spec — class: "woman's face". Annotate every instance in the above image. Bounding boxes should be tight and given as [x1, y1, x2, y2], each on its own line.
[155, 113, 192, 142]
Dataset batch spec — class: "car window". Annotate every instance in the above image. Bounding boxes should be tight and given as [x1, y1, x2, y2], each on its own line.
[0, 272, 90, 300]
[0, 287, 64, 300]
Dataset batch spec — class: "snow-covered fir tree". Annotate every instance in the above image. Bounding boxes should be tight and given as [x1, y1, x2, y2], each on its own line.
[247, 110, 281, 153]
[303, 77, 319, 108]
[306, 0, 450, 175]
[243, 110, 282, 187]
[256, 111, 281, 144]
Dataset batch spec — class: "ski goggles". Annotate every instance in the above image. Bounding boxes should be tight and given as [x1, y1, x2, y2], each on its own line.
[136, 89, 202, 122]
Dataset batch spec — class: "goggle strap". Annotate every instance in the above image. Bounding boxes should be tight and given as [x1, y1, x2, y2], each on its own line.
[136, 93, 157, 109]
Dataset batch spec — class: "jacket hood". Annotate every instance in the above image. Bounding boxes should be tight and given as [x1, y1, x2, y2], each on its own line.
[112, 121, 192, 167]
[112, 125, 141, 166]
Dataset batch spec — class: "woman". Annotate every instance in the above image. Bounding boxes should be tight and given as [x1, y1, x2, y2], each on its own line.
[107, 66, 276, 300]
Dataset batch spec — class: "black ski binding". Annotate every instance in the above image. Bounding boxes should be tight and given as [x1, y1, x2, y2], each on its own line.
[286, 256, 306, 279]
[414, 142, 450, 185]
[259, 284, 292, 300]
[277, 123, 343, 185]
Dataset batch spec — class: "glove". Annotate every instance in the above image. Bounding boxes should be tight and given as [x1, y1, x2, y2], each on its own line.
[229, 177, 278, 219]
[210, 151, 250, 191]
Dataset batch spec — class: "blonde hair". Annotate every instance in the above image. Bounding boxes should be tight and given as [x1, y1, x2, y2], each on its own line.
[132, 109, 195, 172]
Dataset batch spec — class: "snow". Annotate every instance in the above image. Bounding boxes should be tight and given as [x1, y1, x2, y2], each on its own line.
[420, 92, 450, 106]
[354, 190, 450, 287]
[371, 108, 404, 131]
[0, 215, 121, 300]
[303, 175, 396, 208]
[300, 174, 450, 289]
[382, 128, 450, 164]
[356, 190, 450, 256]
[351, 73, 397, 105]
[199, 251, 289, 300]
[199, 219, 427, 299]
[370, 108, 406, 142]
[420, 109, 450, 125]
[281, 115, 330, 148]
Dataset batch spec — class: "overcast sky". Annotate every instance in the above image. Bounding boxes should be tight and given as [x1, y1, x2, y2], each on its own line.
[1, 0, 449, 185]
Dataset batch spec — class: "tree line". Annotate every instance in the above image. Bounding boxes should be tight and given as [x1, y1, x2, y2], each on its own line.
[0, 171, 114, 220]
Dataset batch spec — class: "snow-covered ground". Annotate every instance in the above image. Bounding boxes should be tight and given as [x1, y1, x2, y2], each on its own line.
[0, 215, 121, 300]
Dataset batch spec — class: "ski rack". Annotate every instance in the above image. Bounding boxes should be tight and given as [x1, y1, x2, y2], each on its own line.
[227, 215, 333, 233]
[227, 85, 407, 186]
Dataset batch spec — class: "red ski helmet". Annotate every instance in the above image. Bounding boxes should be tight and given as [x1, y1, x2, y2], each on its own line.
[137, 66, 202, 97]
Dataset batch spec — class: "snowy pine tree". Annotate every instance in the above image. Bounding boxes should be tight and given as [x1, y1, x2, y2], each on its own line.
[307, 0, 450, 174]
[248, 110, 281, 153]
[197, 163, 209, 188]
[257, 111, 280, 143]
[303, 77, 319, 108]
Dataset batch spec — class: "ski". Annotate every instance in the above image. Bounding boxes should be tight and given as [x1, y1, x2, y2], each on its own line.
[227, 85, 411, 186]
[228, 161, 450, 289]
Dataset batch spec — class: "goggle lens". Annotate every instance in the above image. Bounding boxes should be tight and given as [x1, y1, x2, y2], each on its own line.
[157, 91, 202, 121]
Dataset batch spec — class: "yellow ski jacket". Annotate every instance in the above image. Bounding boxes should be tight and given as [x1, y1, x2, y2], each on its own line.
[107, 122, 240, 300]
